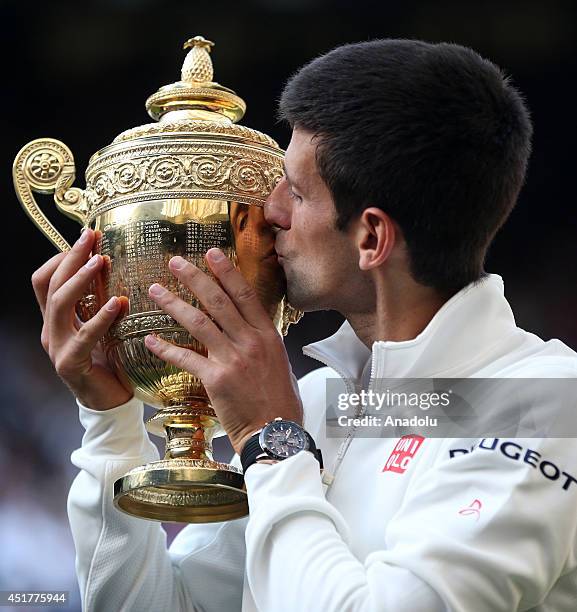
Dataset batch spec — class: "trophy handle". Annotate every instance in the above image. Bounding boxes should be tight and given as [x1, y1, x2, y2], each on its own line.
[281, 300, 304, 336]
[13, 138, 88, 252]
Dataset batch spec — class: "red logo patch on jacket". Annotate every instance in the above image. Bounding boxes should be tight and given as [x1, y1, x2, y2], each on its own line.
[383, 435, 425, 474]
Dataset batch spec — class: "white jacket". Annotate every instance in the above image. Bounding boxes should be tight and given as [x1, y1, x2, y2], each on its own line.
[68, 274, 577, 611]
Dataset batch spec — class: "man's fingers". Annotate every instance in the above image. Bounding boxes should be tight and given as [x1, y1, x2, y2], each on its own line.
[47, 229, 96, 299]
[148, 283, 227, 355]
[74, 295, 128, 331]
[205, 249, 269, 329]
[167, 256, 247, 337]
[48, 254, 104, 338]
[144, 334, 210, 380]
[32, 252, 67, 317]
[66, 297, 123, 365]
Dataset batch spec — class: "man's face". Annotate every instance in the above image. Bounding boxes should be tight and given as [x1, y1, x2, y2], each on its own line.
[264, 129, 368, 314]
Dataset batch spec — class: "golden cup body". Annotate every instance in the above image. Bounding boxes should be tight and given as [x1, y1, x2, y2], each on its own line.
[13, 37, 300, 523]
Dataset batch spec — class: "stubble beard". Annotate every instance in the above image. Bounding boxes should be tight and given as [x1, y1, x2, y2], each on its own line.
[285, 266, 324, 312]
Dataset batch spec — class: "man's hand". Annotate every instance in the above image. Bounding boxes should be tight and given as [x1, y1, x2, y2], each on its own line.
[31, 229, 133, 411]
[144, 248, 303, 455]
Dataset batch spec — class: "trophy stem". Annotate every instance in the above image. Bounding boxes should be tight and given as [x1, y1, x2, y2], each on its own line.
[145, 400, 220, 452]
[113, 400, 248, 523]
[164, 414, 214, 461]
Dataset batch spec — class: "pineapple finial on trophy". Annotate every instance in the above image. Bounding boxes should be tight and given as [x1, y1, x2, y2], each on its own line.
[145, 34, 246, 123]
[182, 36, 215, 84]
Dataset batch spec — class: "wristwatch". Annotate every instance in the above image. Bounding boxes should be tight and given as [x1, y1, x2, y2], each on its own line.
[240, 417, 323, 473]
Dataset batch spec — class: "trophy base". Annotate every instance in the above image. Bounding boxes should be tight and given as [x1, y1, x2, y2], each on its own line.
[113, 458, 248, 523]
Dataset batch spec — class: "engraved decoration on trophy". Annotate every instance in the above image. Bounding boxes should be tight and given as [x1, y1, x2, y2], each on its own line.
[13, 35, 302, 523]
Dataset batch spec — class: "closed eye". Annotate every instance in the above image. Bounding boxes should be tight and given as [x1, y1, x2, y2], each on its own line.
[288, 187, 302, 203]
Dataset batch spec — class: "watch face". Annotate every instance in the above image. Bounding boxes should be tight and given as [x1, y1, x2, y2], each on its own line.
[260, 420, 308, 459]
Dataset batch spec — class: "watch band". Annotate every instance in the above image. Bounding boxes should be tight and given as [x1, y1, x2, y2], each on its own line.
[240, 433, 269, 472]
[240, 429, 323, 473]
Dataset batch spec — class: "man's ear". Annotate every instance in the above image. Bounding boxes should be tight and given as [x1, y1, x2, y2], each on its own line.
[355, 207, 396, 271]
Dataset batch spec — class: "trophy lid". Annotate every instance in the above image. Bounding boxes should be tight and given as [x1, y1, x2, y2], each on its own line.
[109, 36, 278, 150]
[83, 36, 284, 221]
[145, 36, 246, 123]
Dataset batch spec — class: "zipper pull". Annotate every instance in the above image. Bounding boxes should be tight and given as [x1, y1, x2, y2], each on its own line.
[321, 470, 335, 486]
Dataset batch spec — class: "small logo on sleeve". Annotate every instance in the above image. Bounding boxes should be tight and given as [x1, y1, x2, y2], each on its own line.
[458, 499, 483, 521]
[383, 435, 425, 474]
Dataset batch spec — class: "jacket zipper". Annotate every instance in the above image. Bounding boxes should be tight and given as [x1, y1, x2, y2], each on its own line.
[302, 346, 376, 487]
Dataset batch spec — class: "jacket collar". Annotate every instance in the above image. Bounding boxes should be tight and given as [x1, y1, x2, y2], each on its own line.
[302, 274, 519, 383]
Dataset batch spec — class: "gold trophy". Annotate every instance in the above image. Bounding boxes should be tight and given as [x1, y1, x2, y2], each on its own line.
[13, 36, 300, 523]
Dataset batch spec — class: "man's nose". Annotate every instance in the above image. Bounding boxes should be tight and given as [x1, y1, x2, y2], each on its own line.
[264, 178, 291, 231]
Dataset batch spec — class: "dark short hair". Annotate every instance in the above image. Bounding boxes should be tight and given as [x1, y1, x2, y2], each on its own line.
[278, 39, 533, 293]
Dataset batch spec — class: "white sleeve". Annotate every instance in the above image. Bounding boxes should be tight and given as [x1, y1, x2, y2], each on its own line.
[68, 397, 246, 612]
[244, 452, 445, 612]
[244, 438, 577, 612]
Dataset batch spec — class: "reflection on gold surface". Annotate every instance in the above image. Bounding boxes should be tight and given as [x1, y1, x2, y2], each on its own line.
[230, 202, 285, 323]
